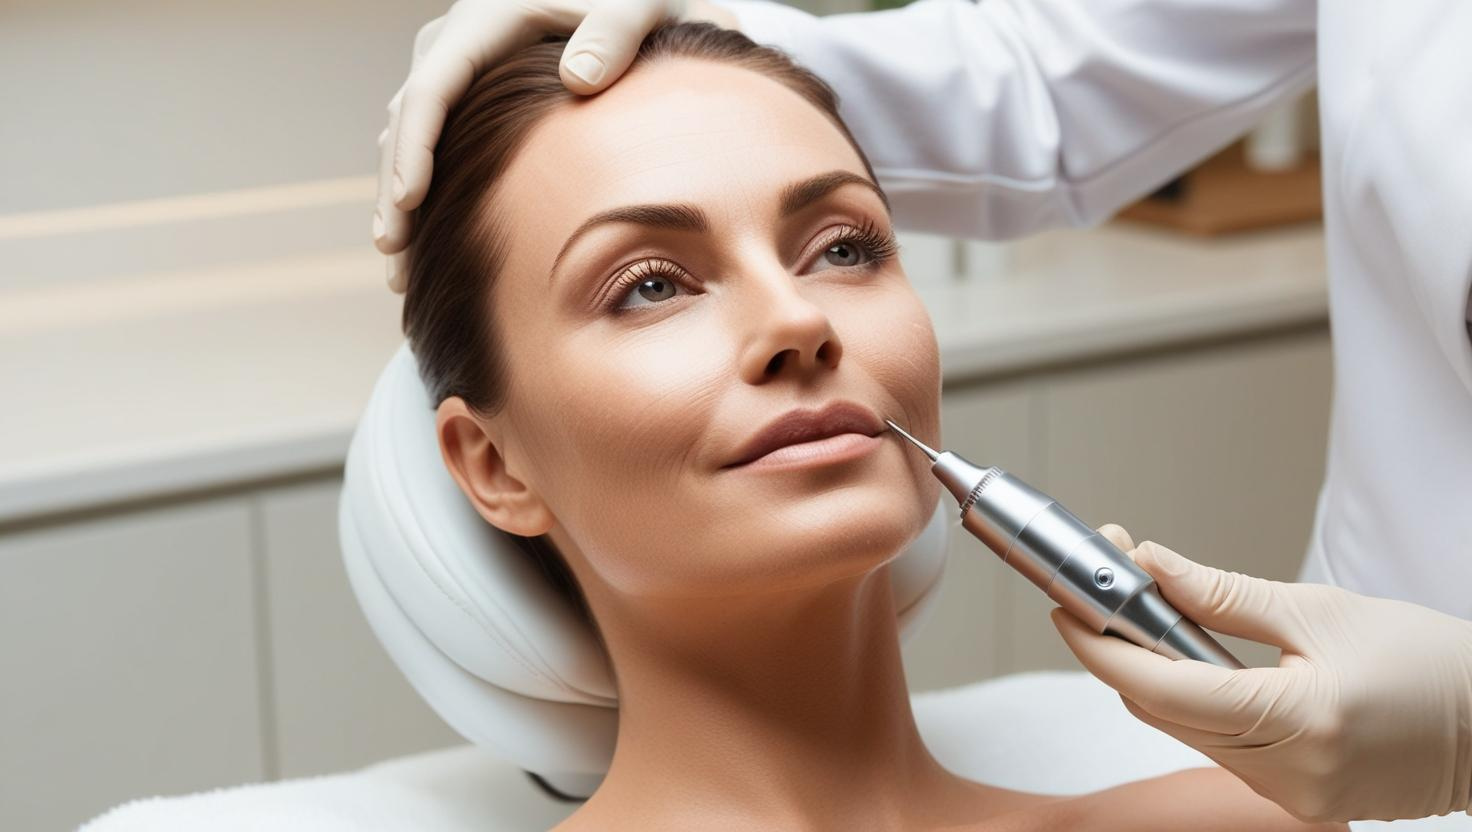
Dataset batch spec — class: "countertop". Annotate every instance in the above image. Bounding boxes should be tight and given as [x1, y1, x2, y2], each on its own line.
[0, 222, 1328, 525]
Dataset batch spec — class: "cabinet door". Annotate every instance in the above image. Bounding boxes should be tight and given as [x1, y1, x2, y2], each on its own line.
[1002, 330, 1333, 673]
[258, 479, 461, 780]
[902, 381, 1035, 691]
[0, 499, 264, 831]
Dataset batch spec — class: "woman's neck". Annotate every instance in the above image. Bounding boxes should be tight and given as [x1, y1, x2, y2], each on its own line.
[577, 562, 964, 828]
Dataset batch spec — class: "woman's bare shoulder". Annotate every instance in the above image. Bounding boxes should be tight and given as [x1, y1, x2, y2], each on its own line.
[1043, 767, 1347, 832]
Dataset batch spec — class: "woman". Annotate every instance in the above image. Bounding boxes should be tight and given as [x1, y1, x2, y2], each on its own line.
[406, 22, 1341, 831]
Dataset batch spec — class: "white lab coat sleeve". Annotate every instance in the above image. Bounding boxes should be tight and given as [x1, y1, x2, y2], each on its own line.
[718, 0, 1318, 239]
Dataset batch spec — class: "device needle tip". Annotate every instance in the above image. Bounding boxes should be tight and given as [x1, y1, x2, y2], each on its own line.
[883, 418, 940, 461]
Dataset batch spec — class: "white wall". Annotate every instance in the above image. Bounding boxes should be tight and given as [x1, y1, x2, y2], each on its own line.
[1, 0, 861, 217]
[3, 0, 445, 215]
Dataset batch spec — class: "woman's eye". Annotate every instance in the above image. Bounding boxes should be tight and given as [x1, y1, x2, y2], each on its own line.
[606, 226, 896, 314]
[613, 268, 688, 311]
[809, 223, 898, 273]
[822, 241, 866, 268]
[631, 277, 677, 304]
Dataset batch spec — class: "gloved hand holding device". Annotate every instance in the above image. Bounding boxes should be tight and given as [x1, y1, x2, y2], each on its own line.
[373, 0, 738, 292]
[1053, 525, 1472, 823]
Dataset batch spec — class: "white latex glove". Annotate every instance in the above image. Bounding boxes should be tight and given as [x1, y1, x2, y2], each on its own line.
[373, 0, 739, 292]
[1052, 525, 1472, 823]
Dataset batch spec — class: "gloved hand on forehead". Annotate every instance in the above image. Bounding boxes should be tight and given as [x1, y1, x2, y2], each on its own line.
[1053, 524, 1472, 823]
[374, 0, 739, 293]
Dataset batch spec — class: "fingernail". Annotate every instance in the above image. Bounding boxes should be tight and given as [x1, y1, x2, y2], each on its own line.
[1146, 543, 1189, 578]
[392, 174, 406, 204]
[372, 209, 385, 242]
[566, 52, 606, 85]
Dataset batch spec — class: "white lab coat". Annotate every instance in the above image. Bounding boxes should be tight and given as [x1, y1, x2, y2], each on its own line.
[721, 0, 1472, 617]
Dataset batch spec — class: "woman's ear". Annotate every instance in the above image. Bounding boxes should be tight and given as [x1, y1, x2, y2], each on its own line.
[435, 397, 554, 537]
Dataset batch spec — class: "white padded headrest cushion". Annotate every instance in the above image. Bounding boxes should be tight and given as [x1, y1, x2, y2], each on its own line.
[340, 343, 950, 777]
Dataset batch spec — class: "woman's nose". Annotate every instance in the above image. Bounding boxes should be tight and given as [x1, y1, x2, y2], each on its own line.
[735, 269, 844, 385]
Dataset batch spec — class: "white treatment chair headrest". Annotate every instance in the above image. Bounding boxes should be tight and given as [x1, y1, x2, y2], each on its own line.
[339, 343, 950, 787]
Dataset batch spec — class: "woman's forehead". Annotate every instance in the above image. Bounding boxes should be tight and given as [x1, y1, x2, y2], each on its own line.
[500, 58, 868, 225]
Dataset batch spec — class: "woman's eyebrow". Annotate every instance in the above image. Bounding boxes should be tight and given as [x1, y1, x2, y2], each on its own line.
[549, 170, 889, 281]
[780, 170, 890, 218]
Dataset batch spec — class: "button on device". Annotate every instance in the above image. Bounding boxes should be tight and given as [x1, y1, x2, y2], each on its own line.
[1093, 567, 1115, 589]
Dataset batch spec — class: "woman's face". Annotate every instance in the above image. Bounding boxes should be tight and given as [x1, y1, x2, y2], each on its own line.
[454, 57, 942, 602]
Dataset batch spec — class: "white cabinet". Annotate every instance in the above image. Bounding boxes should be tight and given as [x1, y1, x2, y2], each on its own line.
[0, 484, 467, 832]
[258, 481, 461, 780]
[0, 499, 264, 831]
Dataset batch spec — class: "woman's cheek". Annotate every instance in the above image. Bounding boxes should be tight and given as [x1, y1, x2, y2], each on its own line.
[588, 329, 725, 467]
[850, 291, 941, 411]
[547, 335, 726, 552]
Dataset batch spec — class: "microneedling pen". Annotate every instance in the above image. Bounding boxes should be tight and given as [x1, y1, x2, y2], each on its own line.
[885, 419, 1244, 669]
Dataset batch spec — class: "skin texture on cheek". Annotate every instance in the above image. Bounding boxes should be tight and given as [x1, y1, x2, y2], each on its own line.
[518, 318, 728, 591]
[840, 290, 945, 472]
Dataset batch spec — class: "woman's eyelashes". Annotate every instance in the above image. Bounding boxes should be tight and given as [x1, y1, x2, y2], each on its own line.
[809, 218, 899, 271]
[607, 258, 689, 311]
[605, 221, 901, 313]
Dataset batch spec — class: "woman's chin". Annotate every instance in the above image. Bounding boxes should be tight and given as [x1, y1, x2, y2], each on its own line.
[622, 454, 937, 597]
[754, 485, 933, 582]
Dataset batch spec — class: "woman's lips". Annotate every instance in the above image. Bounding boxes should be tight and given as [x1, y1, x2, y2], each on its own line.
[732, 431, 883, 471]
[724, 400, 886, 468]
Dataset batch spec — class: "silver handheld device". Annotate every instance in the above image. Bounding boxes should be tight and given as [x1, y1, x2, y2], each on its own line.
[886, 420, 1243, 669]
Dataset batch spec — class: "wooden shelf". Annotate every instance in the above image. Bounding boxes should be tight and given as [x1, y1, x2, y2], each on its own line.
[1118, 144, 1322, 236]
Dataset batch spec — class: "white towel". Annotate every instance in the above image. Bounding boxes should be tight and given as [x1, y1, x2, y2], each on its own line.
[78, 744, 574, 831]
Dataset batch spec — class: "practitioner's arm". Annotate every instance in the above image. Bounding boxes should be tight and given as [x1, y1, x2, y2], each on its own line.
[720, 0, 1318, 240]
